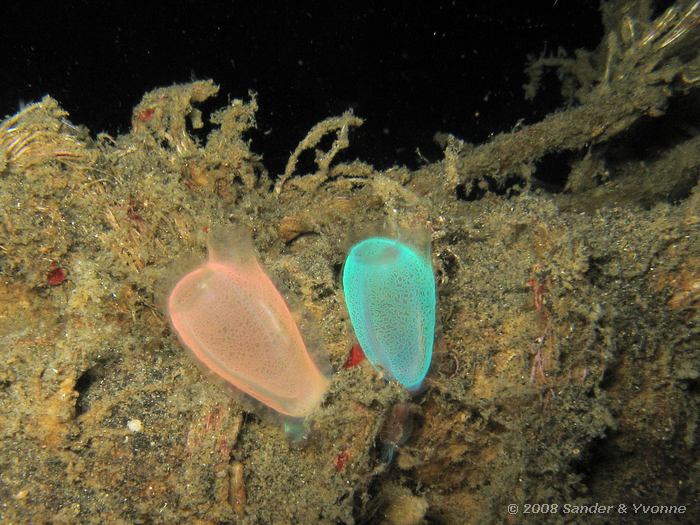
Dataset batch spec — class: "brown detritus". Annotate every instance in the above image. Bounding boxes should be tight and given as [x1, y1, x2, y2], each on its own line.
[527, 264, 556, 385]
[0, 97, 99, 285]
[184, 403, 242, 459]
[205, 92, 265, 189]
[131, 79, 219, 156]
[561, 134, 700, 212]
[380, 402, 420, 449]
[1, 3, 700, 522]
[655, 256, 700, 311]
[179, 403, 244, 516]
[274, 110, 364, 194]
[565, 149, 610, 194]
[448, 1, 700, 194]
[667, 269, 700, 310]
[0, 96, 96, 174]
[26, 375, 79, 449]
[377, 484, 429, 525]
[228, 461, 246, 516]
[277, 214, 315, 243]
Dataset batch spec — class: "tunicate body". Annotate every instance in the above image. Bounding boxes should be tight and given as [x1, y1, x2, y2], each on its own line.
[167, 228, 329, 418]
[342, 236, 436, 390]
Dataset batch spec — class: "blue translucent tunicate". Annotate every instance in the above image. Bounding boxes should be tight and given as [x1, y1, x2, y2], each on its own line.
[342, 237, 436, 391]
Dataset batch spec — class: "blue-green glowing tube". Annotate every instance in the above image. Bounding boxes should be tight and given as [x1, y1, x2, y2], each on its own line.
[342, 237, 436, 390]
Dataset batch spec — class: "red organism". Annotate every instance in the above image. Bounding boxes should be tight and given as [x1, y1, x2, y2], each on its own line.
[343, 342, 365, 369]
[136, 107, 155, 122]
[47, 263, 66, 286]
[335, 450, 350, 472]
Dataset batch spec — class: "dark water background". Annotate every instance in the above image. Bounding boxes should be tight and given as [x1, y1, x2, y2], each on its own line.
[0, 1, 602, 175]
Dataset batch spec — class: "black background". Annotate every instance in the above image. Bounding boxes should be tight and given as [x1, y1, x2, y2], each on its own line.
[1, 1, 602, 175]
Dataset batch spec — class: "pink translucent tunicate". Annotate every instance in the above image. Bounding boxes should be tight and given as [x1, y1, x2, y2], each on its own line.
[167, 229, 329, 418]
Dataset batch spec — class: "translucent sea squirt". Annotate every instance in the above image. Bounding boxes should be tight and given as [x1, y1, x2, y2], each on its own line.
[166, 228, 329, 418]
[342, 236, 436, 391]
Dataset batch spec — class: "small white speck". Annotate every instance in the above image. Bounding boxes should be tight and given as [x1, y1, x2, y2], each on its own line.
[127, 419, 143, 433]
